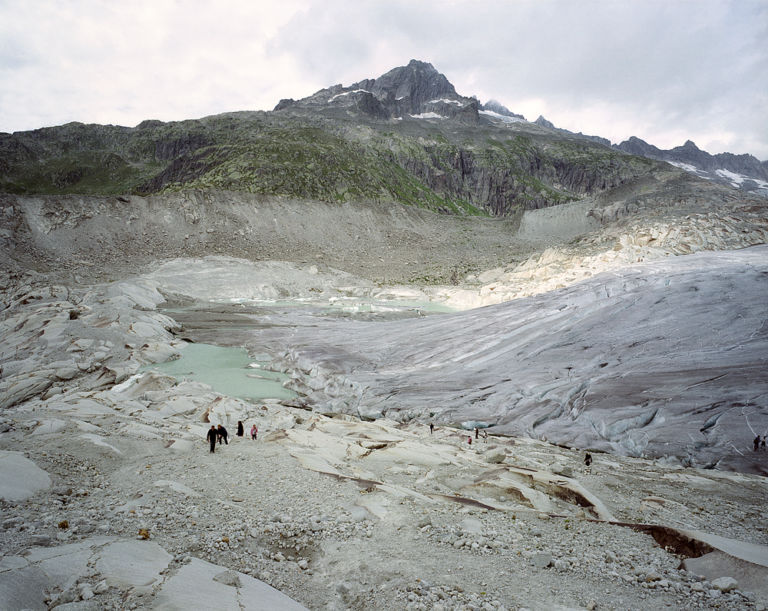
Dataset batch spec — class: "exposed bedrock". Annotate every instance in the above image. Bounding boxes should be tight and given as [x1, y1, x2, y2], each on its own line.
[253, 247, 768, 473]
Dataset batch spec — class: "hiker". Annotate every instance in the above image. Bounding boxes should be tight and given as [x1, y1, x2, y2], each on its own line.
[467, 436, 472, 446]
[251, 424, 258, 440]
[475, 427, 479, 440]
[482, 430, 488, 442]
[217, 424, 229, 445]
[754, 435, 761, 452]
[236, 421, 244, 437]
[584, 452, 592, 467]
[429, 423, 434, 435]
[207, 425, 217, 453]
[762, 436, 767, 451]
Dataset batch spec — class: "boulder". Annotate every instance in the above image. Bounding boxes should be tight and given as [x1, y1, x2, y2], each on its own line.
[0, 451, 51, 501]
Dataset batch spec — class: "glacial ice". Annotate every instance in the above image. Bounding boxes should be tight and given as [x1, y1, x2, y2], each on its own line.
[238, 246, 768, 469]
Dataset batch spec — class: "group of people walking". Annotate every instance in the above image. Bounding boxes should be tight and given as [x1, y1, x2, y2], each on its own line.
[207, 420, 259, 453]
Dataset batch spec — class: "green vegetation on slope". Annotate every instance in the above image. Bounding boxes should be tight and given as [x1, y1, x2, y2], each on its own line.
[0, 111, 668, 216]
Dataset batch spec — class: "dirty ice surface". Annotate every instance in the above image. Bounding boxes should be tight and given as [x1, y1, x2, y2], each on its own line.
[233, 246, 768, 474]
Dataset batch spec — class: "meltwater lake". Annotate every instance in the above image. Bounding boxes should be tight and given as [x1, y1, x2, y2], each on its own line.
[143, 342, 296, 401]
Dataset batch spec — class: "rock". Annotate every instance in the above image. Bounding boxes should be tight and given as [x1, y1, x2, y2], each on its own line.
[0, 451, 52, 501]
[32, 419, 67, 435]
[79, 582, 95, 599]
[30, 535, 54, 546]
[644, 571, 661, 582]
[95, 540, 172, 593]
[55, 366, 80, 381]
[154, 558, 306, 610]
[213, 570, 241, 587]
[532, 553, 553, 569]
[0, 372, 54, 409]
[459, 518, 483, 535]
[711, 576, 738, 592]
[94, 579, 108, 594]
[483, 448, 506, 464]
[683, 550, 768, 601]
[2, 516, 24, 529]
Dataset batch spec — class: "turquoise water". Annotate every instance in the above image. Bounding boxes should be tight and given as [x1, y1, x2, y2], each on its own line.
[143, 343, 296, 401]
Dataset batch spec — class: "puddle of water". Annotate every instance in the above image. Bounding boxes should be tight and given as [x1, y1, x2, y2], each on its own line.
[143, 343, 296, 401]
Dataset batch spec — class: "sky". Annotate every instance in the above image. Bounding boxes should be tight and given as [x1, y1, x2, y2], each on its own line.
[1, 0, 766, 159]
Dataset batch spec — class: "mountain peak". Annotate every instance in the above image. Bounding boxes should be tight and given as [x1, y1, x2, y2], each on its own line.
[406, 59, 436, 70]
[363, 60, 457, 107]
[278, 60, 478, 123]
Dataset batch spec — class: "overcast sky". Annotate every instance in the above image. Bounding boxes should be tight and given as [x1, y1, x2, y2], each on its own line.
[1, 0, 766, 159]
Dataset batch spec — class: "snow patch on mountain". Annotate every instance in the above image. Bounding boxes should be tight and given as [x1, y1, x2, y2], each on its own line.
[480, 110, 528, 124]
[428, 98, 462, 105]
[716, 168, 768, 190]
[408, 112, 446, 120]
[667, 160, 709, 176]
[328, 89, 371, 103]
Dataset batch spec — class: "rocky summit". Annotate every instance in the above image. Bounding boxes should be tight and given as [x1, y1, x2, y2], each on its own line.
[1, 60, 768, 610]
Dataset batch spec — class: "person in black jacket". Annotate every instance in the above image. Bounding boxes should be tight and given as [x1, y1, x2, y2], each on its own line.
[217, 424, 229, 445]
[237, 421, 244, 437]
[207, 425, 217, 453]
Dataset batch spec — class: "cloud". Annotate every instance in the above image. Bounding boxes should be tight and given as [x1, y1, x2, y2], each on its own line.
[266, 0, 768, 158]
[0, 0, 766, 159]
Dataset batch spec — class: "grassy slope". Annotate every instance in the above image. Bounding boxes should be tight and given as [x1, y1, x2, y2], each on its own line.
[0, 111, 662, 216]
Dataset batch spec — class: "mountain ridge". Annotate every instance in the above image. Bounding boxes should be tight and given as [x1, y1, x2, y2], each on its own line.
[614, 136, 768, 195]
[1, 59, 764, 210]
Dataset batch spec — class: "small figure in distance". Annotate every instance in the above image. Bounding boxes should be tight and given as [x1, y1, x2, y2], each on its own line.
[475, 427, 479, 440]
[251, 424, 258, 441]
[482, 430, 488, 443]
[207, 425, 217, 453]
[754, 435, 761, 452]
[467, 436, 472, 446]
[584, 452, 592, 473]
[217, 424, 229, 445]
[429, 423, 434, 435]
[236, 421, 244, 437]
[762, 435, 767, 451]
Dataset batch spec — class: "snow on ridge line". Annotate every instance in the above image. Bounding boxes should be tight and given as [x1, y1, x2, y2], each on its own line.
[328, 89, 371, 103]
[480, 110, 527, 123]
